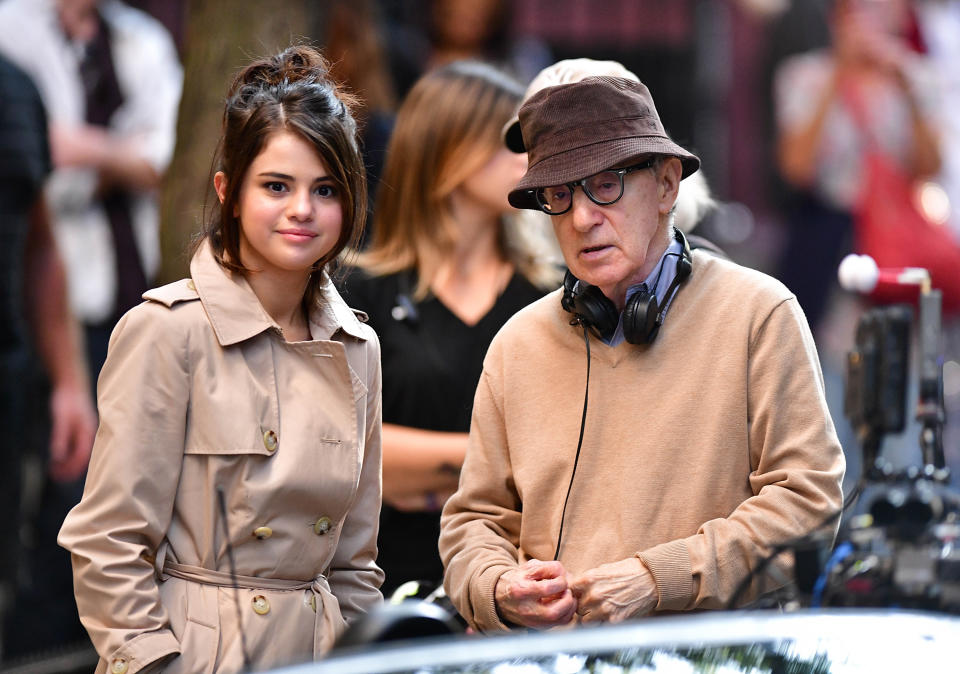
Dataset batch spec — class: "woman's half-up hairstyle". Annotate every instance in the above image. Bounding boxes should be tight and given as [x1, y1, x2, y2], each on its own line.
[201, 45, 367, 307]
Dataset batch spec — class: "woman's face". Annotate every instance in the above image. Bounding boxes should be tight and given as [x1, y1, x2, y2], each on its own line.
[433, 0, 502, 49]
[57, 0, 100, 41]
[456, 145, 529, 216]
[217, 130, 343, 279]
[834, 0, 908, 40]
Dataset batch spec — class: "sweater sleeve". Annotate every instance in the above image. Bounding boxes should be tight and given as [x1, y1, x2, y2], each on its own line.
[327, 332, 385, 623]
[638, 297, 845, 610]
[57, 302, 188, 672]
[439, 366, 522, 632]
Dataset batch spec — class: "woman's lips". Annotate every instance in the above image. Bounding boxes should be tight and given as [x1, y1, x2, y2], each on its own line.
[277, 228, 318, 241]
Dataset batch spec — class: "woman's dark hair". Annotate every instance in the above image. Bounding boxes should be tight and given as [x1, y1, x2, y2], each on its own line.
[200, 45, 367, 307]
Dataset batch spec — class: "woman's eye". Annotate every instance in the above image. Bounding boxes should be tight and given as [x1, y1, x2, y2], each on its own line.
[265, 181, 286, 193]
[315, 184, 338, 198]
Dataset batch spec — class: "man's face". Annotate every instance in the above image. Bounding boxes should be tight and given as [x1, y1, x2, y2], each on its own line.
[550, 157, 682, 309]
[57, 0, 100, 41]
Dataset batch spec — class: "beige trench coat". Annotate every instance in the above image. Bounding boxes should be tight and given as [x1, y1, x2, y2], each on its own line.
[58, 241, 384, 674]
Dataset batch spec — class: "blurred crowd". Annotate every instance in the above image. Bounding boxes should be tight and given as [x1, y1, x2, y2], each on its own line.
[1, 0, 959, 667]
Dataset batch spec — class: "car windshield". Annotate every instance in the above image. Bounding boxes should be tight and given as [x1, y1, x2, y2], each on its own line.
[271, 609, 960, 673]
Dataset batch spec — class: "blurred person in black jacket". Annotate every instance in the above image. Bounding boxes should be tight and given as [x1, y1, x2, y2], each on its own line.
[0, 54, 96, 661]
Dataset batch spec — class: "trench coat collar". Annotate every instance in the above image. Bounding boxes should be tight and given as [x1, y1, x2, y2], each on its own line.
[189, 239, 369, 346]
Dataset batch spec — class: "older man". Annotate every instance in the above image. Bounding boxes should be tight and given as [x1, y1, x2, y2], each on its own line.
[438, 76, 845, 630]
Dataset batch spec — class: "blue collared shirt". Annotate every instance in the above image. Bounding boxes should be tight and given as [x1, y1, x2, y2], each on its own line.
[605, 237, 684, 346]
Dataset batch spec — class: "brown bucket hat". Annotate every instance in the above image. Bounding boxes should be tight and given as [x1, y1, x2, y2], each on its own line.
[508, 76, 700, 211]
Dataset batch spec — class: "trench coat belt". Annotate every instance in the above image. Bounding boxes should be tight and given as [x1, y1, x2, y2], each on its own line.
[159, 558, 344, 656]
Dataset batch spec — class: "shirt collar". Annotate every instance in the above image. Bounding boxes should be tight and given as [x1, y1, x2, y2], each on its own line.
[605, 236, 684, 346]
[189, 239, 368, 346]
[311, 275, 371, 342]
[625, 236, 683, 306]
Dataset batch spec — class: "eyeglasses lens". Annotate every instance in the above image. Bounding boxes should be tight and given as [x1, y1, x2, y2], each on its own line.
[537, 170, 624, 214]
[538, 185, 571, 213]
[585, 171, 623, 203]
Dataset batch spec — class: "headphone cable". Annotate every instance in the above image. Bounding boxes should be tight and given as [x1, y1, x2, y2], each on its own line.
[554, 323, 592, 561]
[650, 251, 680, 291]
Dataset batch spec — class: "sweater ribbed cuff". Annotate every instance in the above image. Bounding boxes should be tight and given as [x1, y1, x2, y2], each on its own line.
[637, 540, 694, 611]
[472, 563, 517, 632]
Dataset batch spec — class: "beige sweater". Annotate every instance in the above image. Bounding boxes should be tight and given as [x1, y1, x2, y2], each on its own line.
[439, 251, 845, 631]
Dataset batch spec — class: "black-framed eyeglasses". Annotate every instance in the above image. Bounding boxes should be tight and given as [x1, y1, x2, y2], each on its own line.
[534, 158, 657, 215]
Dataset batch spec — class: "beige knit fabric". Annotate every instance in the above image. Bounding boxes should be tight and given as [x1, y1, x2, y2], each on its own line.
[440, 251, 845, 631]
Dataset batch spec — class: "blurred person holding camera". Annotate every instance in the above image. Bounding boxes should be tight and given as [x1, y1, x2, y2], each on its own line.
[774, 0, 942, 332]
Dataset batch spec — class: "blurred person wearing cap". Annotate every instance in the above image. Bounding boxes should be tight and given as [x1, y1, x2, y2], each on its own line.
[439, 76, 845, 630]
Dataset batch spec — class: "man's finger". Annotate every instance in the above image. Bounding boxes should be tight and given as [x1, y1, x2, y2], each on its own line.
[581, 609, 602, 624]
[567, 571, 591, 595]
[530, 575, 568, 598]
[525, 559, 566, 580]
[537, 590, 577, 625]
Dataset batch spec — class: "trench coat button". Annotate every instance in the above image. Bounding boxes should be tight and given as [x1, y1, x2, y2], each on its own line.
[110, 658, 129, 674]
[263, 430, 278, 453]
[186, 279, 196, 291]
[253, 526, 272, 540]
[313, 516, 333, 536]
[252, 595, 270, 615]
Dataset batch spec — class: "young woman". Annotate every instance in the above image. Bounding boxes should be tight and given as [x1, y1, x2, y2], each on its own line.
[58, 46, 383, 673]
[339, 60, 561, 596]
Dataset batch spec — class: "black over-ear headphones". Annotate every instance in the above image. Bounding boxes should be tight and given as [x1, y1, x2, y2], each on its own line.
[561, 228, 692, 344]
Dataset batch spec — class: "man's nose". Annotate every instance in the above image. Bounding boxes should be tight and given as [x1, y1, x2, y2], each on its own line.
[568, 188, 602, 232]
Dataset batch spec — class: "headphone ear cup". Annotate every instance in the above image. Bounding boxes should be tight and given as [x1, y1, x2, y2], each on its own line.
[622, 290, 659, 345]
[561, 270, 620, 340]
[573, 285, 620, 340]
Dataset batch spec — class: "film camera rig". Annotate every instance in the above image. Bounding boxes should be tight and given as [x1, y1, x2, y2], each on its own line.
[817, 273, 960, 612]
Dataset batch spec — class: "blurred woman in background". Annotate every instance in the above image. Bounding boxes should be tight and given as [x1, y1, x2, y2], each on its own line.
[340, 60, 561, 596]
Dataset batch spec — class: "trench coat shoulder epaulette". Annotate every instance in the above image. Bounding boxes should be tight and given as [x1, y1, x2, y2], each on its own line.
[142, 278, 201, 308]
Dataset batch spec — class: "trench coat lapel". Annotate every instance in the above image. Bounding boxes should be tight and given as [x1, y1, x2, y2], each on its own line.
[188, 240, 369, 346]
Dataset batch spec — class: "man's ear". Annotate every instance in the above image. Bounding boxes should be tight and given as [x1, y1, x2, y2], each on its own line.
[657, 157, 682, 216]
[213, 171, 228, 205]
